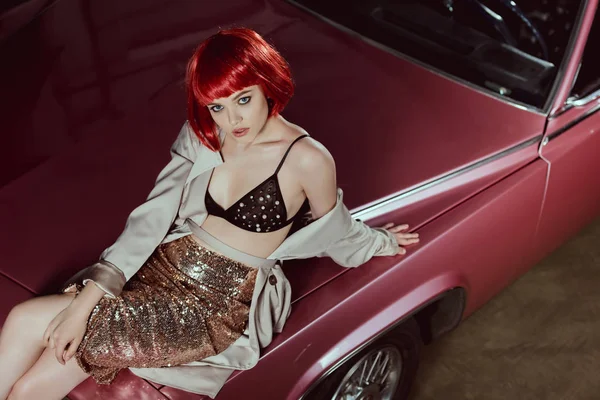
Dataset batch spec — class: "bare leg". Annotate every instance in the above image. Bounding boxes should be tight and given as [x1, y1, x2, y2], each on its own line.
[0, 294, 76, 399]
[7, 346, 89, 400]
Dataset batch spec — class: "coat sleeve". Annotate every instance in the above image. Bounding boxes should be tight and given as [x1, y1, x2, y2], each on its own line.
[62, 122, 198, 298]
[319, 210, 401, 268]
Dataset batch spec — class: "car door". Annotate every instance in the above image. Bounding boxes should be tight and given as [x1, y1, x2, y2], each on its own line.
[534, 3, 600, 257]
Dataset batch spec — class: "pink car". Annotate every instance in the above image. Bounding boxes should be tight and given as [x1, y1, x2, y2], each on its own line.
[1, 0, 599, 399]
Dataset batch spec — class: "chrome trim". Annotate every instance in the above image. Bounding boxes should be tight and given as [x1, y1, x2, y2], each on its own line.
[297, 288, 466, 400]
[547, 101, 600, 142]
[555, 62, 584, 116]
[572, 62, 583, 94]
[285, 0, 545, 116]
[542, 137, 549, 147]
[544, 0, 591, 114]
[566, 87, 600, 108]
[350, 135, 542, 221]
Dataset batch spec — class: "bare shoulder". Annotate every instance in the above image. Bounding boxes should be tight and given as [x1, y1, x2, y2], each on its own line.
[280, 122, 337, 213]
[281, 123, 336, 175]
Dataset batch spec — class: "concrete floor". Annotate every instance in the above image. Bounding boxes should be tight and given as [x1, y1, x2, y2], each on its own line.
[410, 217, 600, 400]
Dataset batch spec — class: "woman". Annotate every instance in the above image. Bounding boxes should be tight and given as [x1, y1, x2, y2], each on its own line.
[0, 28, 419, 399]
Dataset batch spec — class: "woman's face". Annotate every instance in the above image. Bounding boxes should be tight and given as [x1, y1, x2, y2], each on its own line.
[207, 85, 270, 143]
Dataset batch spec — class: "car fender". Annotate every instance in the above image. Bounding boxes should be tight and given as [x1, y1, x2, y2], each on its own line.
[292, 273, 467, 399]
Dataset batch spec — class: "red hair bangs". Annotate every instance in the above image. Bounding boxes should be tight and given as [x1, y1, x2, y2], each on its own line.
[186, 28, 295, 151]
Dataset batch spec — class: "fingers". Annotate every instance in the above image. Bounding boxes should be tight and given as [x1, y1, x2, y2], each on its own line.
[394, 229, 420, 247]
[397, 232, 419, 239]
[43, 319, 57, 347]
[391, 226, 420, 254]
[387, 224, 410, 233]
[397, 237, 421, 246]
[395, 231, 420, 241]
[43, 326, 51, 346]
[64, 338, 81, 363]
[381, 222, 421, 255]
[55, 338, 69, 365]
[49, 334, 56, 350]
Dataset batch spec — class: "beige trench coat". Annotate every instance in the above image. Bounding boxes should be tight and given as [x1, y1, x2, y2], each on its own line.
[63, 122, 400, 398]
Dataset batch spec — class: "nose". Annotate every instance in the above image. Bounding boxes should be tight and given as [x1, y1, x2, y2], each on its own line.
[227, 108, 242, 126]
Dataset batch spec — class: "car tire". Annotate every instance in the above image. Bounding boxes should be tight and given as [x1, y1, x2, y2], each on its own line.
[306, 317, 422, 400]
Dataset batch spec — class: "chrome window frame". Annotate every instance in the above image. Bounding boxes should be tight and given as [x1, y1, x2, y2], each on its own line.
[566, 87, 600, 108]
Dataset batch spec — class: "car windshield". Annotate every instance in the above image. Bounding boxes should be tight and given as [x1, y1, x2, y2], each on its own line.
[288, 0, 584, 109]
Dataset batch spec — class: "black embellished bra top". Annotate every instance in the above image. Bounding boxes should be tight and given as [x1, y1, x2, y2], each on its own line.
[205, 134, 311, 233]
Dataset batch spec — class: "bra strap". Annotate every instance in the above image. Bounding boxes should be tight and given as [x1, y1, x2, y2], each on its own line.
[274, 134, 309, 174]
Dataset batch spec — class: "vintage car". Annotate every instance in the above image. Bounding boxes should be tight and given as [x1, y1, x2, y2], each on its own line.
[1, 0, 599, 399]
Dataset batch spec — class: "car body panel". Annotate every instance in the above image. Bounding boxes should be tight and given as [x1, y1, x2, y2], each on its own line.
[532, 0, 600, 263]
[160, 386, 209, 400]
[66, 369, 169, 400]
[535, 103, 600, 260]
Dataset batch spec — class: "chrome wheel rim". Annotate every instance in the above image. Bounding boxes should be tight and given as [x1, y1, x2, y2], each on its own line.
[331, 345, 403, 400]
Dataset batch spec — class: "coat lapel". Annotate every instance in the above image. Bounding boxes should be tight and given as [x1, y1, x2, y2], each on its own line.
[185, 128, 225, 185]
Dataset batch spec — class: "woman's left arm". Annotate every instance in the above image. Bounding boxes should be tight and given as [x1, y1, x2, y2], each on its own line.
[297, 139, 419, 266]
[295, 138, 338, 219]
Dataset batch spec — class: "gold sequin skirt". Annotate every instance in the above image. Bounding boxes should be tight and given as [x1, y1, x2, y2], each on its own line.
[75, 235, 258, 384]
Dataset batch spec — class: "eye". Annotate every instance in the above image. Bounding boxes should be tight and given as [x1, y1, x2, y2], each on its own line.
[209, 105, 224, 113]
[238, 96, 251, 105]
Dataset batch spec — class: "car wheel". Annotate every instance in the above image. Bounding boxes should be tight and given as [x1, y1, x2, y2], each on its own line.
[307, 317, 422, 400]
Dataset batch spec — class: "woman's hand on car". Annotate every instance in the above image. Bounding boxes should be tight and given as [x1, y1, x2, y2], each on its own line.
[382, 223, 420, 254]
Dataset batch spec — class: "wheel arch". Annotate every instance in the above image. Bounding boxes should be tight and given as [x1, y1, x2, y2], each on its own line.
[297, 286, 466, 400]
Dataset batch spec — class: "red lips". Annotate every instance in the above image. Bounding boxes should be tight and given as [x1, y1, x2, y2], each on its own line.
[232, 128, 249, 137]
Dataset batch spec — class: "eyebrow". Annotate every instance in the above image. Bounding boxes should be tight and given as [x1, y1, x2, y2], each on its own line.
[207, 90, 252, 106]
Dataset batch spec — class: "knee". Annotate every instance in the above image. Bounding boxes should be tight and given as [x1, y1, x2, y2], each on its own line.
[3, 294, 73, 334]
[2, 299, 48, 341]
[3, 301, 34, 332]
[3, 302, 27, 333]
[7, 376, 37, 400]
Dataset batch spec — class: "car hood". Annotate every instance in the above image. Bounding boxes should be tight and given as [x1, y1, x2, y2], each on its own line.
[0, 0, 545, 298]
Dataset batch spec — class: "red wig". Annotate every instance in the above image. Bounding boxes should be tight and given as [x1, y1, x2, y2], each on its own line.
[186, 28, 295, 151]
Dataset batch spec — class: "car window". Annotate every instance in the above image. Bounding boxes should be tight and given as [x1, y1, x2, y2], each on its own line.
[289, 0, 583, 109]
[569, 8, 599, 102]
